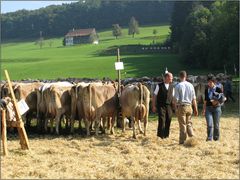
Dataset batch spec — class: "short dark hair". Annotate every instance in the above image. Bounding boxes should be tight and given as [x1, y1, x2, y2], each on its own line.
[207, 76, 216, 82]
[179, 71, 187, 79]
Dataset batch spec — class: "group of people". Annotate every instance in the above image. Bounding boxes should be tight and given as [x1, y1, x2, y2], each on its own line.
[152, 70, 232, 144]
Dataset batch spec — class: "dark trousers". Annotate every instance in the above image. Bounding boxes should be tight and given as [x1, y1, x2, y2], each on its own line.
[157, 105, 172, 138]
[225, 91, 235, 102]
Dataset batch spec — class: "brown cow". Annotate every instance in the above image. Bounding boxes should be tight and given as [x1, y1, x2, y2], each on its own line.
[82, 83, 118, 136]
[1, 82, 43, 128]
[36, 82, 73, 134]
[120, 83, 150, 139]
[194, 83, 206, 104]
[70, 82, 90, 133]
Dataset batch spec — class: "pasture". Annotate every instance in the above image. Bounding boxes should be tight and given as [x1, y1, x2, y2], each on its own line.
[1, 115, 239, 179]
[1, 25, 220, 80]
[1, 23, 239, 179]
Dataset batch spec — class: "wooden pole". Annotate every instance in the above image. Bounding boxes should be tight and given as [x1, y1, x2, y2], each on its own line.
[1, 109, 8, 156]
[4, 70, 29, 150]
[117, 48, 121, 96]
[116, 49, 122, 128]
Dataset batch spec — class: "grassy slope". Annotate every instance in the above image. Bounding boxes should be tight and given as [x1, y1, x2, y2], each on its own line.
[1, 25, 216, 80]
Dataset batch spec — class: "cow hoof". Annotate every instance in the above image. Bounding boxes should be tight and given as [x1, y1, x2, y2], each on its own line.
[133, 135, 137, 139]
[140, 130, 144, 134]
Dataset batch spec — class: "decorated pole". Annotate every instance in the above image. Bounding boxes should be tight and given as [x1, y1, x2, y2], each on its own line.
[117, 48, 121, 96]
[115, 48, 124, 128]
[4, 70, 29, 150]
[1, 109, 8, 156]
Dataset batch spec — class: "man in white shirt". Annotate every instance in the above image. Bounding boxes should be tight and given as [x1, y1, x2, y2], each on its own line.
[152, 72, 175, 139]
[173, 71, 198, 144]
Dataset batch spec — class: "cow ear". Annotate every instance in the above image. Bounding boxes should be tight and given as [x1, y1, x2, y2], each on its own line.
[13, 84, 20, 91]
[13, 85, 21, 100]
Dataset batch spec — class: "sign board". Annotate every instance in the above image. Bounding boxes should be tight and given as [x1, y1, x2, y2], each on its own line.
[115, 62, 124, 70]
[17, 99, 29, 115]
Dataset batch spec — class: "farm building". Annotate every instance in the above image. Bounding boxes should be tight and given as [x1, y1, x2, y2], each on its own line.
[64, 28, 98, 46]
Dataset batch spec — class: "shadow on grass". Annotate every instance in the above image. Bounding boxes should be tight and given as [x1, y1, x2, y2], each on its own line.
[94, 44, 171, 57]
[120, 54, 184, 77]
[2, 58, 49, 64]
[140, 34, 168, 40]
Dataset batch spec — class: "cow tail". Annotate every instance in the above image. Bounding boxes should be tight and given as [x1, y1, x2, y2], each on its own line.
[89, 84, 92, 121]
[138, 83, 143, 119]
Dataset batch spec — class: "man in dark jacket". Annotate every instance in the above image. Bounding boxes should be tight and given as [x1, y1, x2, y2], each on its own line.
[152, 72, 174, 139]
[224, 77, 235, 103]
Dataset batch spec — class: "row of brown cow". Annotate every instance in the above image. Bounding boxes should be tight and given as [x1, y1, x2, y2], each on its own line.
[0, 81, 150, 138]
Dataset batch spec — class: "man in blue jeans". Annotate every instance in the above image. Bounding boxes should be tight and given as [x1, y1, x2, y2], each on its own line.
[202, 76, 222, 141]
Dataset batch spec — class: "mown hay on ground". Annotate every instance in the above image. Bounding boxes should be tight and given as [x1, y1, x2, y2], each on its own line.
[1, 117, 239, 179]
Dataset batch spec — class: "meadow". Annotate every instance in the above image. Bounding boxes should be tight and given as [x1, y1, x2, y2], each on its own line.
[1, 24, 239, 179]
[1, 25, 220, 80]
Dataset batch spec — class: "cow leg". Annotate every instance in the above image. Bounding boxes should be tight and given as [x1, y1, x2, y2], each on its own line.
[84, 119, 90, 136]
[122, 115, 126, 133]
[70, 118, 75, 134]
[144, 115, 148, 136]
[137, 120, 144, 134]
[110, 116, 115, 135]
[102, 117, 107, 134]
[132, 117, 136, 139]
[65, 117, 69, 130]
[37, 117, 41, 132]
[78, 119, 82, 131]
[55, 116, 60, 135]
[77, 110, 82, 131]
[95, 118, 100, 136]
[50, 119, 54, 134]
[25, 113, 31, 130]
[99, 118, 104, 133]
[44, 119, 48, 133]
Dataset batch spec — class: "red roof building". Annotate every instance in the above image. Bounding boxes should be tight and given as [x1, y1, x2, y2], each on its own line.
[64, 28, 98, 46]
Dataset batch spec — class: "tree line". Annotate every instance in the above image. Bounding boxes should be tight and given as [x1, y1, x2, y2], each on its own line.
[170, 0, 239, 73]
[1, 0, 173, 40]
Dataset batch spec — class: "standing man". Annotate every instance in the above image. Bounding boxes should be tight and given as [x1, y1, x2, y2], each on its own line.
[173, 71, 198, 144]
[224, 77, 235, 103]
[152, 72, 174, 139]
[216, 77, 224, 92]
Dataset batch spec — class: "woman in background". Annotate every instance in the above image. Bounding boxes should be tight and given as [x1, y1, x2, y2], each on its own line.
[202, 76, 223, 141]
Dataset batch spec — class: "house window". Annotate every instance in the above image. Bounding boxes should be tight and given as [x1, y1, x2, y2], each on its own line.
[66, 37, 73, 45]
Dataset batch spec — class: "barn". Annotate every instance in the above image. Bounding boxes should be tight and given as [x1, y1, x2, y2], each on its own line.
[64, 28, 98, 46]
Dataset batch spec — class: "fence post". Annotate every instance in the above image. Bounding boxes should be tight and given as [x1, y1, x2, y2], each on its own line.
[1, 109, 8, 156]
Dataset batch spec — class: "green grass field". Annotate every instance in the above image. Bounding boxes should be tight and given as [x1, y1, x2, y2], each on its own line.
[1, 25, 220, 80]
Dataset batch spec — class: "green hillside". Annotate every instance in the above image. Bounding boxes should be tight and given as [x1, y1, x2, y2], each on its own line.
[1, 25, 214, 80]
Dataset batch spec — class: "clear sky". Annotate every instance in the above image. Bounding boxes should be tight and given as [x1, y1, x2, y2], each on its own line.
[1, 1, 78, 13]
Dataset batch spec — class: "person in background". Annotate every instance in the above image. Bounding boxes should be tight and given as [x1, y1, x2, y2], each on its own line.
[224, 77, 235, 103]
[152, 72, 174, 139]
[173, 71, 198, 144]
[202, 76, 223, 141]
[216, 77, 224, 92]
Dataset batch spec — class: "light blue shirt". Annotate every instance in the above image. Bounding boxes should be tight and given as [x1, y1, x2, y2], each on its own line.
[174, 81, 196, 105]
